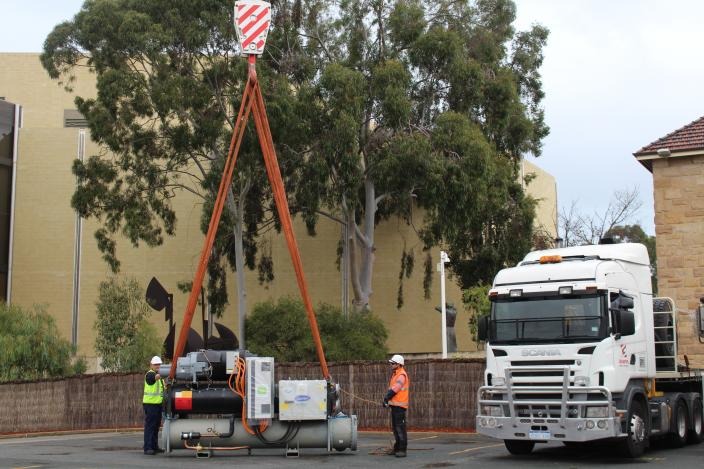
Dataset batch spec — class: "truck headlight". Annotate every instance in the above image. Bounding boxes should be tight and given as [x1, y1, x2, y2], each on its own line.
[585, 406, 608, 418]
[481, 405, 503, 417]
[574, 375, 590, 387]
[493, 377, 506, 387]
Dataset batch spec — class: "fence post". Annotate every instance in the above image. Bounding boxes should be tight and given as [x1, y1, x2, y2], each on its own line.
[348, 363, 354, 416]
[429, 362, 434, 428]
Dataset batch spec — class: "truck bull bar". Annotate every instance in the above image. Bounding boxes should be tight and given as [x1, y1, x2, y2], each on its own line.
[477, 366, 614, 429]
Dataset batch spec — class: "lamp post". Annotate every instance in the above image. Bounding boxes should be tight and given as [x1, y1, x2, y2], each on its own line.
[438, 251, 450, 358]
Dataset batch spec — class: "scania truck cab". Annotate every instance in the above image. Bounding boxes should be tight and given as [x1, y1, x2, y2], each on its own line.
[476, 243, 704, 457]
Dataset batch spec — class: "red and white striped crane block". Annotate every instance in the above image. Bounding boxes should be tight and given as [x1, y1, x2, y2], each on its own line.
[234, 0, 271, 56]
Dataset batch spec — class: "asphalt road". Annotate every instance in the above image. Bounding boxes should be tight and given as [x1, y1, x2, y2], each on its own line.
[0, 431, 702, 469]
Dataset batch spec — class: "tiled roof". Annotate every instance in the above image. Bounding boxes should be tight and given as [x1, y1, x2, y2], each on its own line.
[634, 115, 704, 156]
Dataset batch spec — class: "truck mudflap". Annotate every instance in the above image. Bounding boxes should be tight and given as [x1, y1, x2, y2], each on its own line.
[476, 366, 626, 442]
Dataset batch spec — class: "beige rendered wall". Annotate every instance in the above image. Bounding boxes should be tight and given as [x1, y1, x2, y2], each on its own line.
[652, 156, 704, 367]
[2, 53, 557, 368]
[0, 54, 98, 129]
[522, 158, 558, 239]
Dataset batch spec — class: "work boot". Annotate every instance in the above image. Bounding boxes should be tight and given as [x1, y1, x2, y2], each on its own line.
[395, 451, 407, 458]
[144, 450, 156, 455]
[385, 448, 396, 456]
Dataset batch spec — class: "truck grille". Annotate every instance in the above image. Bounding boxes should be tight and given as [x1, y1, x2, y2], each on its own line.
[510, 360, 575, 366]
[508, 360, 577, 386]
[510, 369, 575, 387]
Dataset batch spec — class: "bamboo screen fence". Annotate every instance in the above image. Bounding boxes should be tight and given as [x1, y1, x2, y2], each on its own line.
[0, 359, 484, 435]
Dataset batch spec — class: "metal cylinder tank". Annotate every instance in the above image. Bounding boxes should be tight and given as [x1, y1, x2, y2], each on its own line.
[164, 415, 357, 452]
[168, 386, 244, 415]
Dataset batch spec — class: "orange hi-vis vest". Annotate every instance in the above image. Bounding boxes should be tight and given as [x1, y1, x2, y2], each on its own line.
[388, 367, 410, 409]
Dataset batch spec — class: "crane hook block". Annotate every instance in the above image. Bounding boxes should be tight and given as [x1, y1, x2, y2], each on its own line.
[234, 0, 271, 56]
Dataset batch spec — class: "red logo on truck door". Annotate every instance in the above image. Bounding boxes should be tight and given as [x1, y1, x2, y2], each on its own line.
[618, 344, 629, 366]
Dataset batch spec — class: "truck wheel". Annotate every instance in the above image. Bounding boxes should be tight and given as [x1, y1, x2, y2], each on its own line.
[667, 399, 689, 448]
[618, 400, 648, 458]
[687, 398, 703, 444]
[504, 439, 535, 455]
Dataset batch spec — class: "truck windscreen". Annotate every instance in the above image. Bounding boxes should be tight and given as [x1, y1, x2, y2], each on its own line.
[490, 294, 606, 344]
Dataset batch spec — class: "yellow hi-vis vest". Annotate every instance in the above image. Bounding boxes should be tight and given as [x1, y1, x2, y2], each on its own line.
[143, 370, 164, 405]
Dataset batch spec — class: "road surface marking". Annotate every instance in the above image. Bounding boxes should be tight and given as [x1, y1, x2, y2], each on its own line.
[449, 443, 503, 455]
[0, 434, 114, 445]
[411, 435, 438, 441]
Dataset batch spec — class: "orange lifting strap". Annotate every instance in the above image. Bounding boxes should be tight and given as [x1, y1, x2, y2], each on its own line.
[169, 55, 330, 381]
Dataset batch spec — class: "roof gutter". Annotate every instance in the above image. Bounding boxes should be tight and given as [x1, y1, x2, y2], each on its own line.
[633, 147, 704, 172]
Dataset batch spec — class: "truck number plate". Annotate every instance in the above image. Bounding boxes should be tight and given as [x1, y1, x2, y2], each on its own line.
[529, 431, 551, 440]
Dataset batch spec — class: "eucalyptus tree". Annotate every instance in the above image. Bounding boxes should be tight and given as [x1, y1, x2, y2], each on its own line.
[292, 0, 549, 307]
[41, 0, 313, 328]
[42, 0, 550, 316]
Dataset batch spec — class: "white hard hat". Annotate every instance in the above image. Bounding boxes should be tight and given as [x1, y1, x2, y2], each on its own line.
[150, 356, 163, 365]
[389, 354, 404, 366]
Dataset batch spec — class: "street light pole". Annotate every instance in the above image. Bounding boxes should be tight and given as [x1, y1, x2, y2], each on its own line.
[439, 250, 450, 359]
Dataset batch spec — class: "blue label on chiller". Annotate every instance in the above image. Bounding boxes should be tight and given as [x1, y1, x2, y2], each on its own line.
[294, 395, 311, 402]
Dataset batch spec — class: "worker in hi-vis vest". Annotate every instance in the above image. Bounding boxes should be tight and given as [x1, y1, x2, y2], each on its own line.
[383, 354, 409, 457]
[143, 356, 165, 455]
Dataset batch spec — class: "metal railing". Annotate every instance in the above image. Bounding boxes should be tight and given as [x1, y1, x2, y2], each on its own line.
[653, 297, 677, 372]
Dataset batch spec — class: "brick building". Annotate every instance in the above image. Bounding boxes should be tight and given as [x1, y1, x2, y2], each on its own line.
[634, 116, 704, 367]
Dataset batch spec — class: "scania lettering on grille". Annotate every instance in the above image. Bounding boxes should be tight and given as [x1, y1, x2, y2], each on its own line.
[521, 349, 561, 356]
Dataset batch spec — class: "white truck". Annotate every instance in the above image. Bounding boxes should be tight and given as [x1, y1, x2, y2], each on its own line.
[476, 243, 704, 457]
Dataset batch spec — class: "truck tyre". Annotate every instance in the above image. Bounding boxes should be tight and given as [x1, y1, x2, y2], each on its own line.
[667, 399, 689, 448]
[618, 400, 648, 458]
[687, 398, 703, 444]
[504, 439, 535, 455]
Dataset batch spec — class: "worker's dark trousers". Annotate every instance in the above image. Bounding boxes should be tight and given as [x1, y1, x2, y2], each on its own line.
[390, 406, 408, 452]
[143, 404, 162, 452]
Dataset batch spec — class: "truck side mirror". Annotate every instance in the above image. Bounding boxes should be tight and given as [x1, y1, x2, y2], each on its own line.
[478, 316, 489, 342]
[610, 309, 635, 338]
[618, 310, 635, 336]
[697, 301, 704, 339]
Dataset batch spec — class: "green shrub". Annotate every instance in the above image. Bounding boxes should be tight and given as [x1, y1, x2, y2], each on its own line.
[94, 277, 162, 372]
[463, 284, 492, 344]
[245, 297, 388, 362]
[0, 303, 85, 382]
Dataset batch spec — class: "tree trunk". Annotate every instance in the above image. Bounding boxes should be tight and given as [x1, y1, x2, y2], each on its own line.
[348, 178, 377, 312]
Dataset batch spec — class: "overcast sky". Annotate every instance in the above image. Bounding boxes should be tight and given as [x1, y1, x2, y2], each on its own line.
[513, 0, 704, 235]
[2, 1, 704, 236]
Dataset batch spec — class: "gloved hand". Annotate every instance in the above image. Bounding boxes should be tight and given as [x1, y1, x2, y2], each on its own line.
[382, 398, 389, 408]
